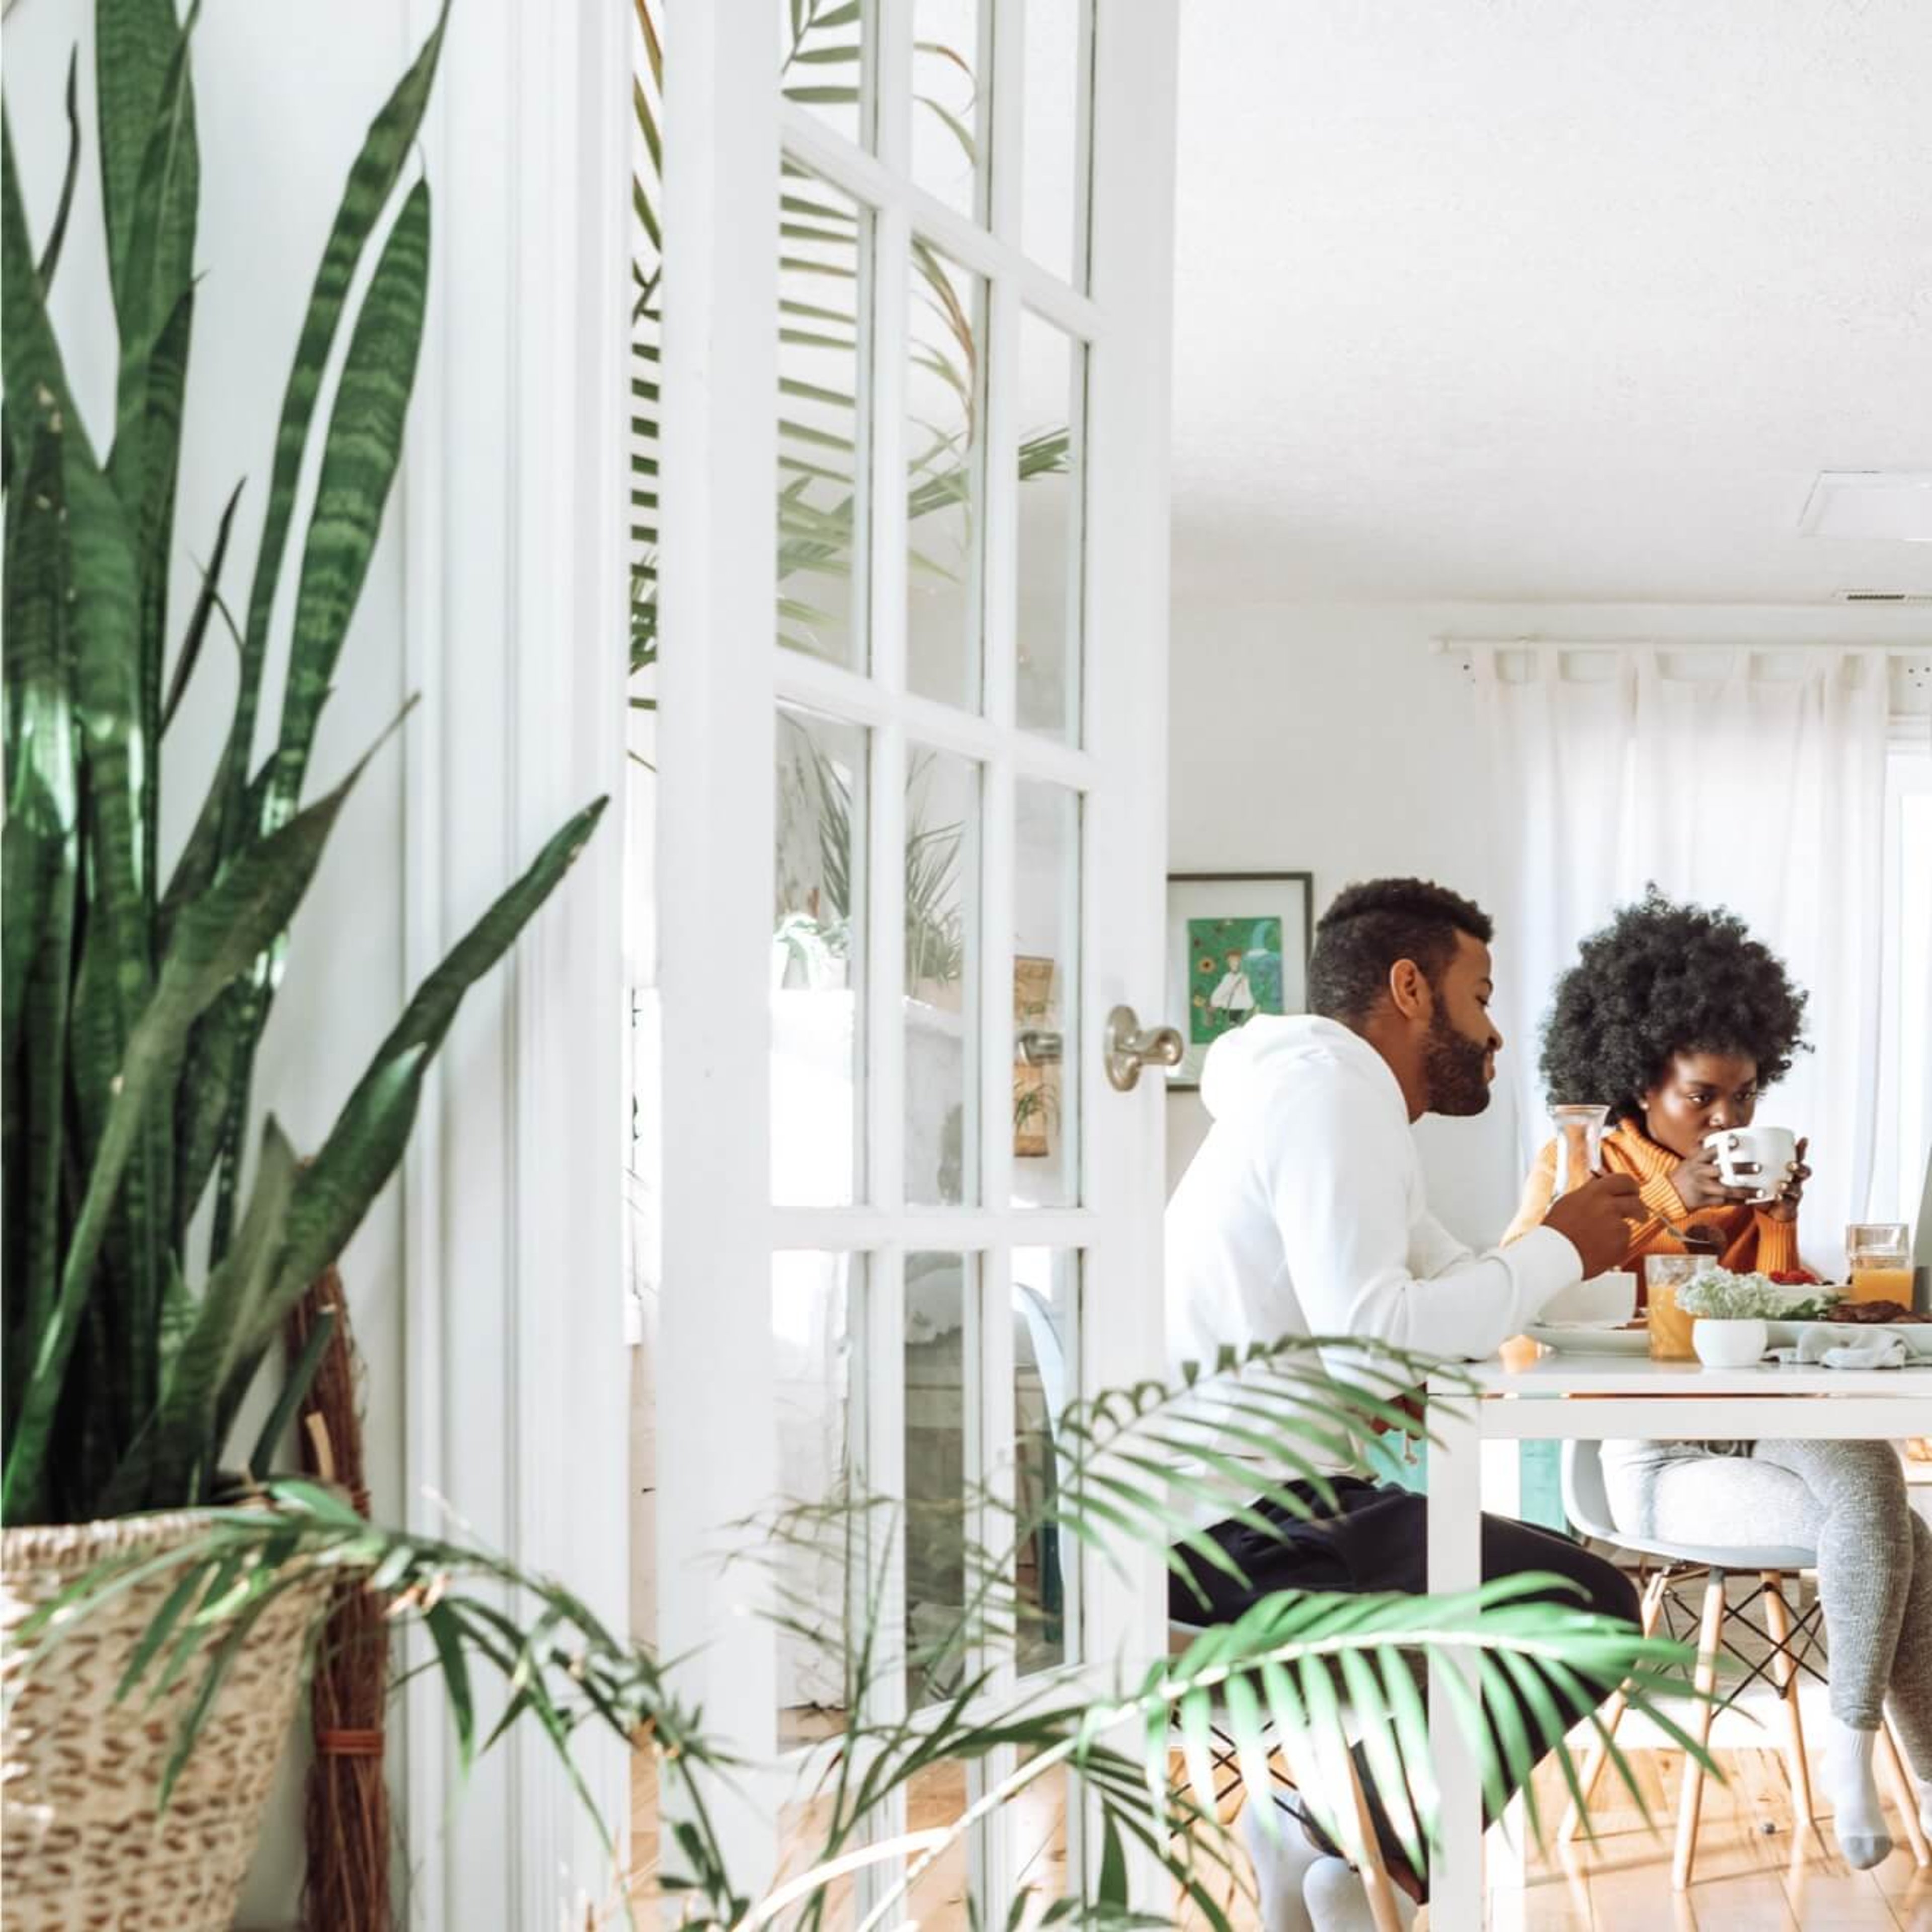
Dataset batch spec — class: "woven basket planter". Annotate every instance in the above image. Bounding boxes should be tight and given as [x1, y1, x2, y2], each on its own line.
[2, 1509, 333, 1931]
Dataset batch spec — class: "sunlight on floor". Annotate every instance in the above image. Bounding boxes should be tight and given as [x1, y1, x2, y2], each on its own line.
[628, 1738, 1930, 1928]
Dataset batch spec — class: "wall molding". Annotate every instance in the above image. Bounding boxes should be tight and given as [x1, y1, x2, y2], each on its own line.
[401, 0, 632, 1923]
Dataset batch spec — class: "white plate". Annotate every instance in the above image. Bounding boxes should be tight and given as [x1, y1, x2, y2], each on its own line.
[1525, 1322, 1652, 1357]
[1767, 1318, 1932, 1361]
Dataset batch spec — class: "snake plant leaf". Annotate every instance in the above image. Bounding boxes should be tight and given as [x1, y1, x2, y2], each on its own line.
[2, 750, 374, 1523]
[95, 0, 182, 320]
[63, 428, 169, 1447]
[1, 111, 92, 468]
[107, 5, 198, 523]
[112, 1118, 299, 1510]
[264, 178, 429, 831]
[36, 50, 82, 287]
[212, 797, 610, 1440]
[161, 477, 243, 730]
[209, 0, 448, 883]
[1, 430, 78, 1424]
[196, 178, 432, 1261]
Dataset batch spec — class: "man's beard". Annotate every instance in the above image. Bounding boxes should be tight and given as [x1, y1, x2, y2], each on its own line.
[1423, 1010, 1491, 1117]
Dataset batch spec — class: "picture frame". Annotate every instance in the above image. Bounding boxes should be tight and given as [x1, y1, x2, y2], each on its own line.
[1165, 871, 1315, 1090]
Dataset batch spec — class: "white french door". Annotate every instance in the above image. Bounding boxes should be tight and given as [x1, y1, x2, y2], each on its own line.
[658, 0, 1177, 1910]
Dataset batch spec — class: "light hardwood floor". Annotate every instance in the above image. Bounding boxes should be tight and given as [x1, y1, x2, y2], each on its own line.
[630, 1742, 1930, 1928]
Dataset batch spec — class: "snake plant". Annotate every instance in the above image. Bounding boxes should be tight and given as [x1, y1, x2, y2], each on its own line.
[1, 1, 603, 1527]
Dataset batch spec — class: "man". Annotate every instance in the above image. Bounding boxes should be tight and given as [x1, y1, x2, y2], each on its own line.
[1165, 877, 1644, 1932]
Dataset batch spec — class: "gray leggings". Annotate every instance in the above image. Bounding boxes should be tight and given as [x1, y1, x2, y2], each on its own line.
[1601, 1438, 1932, 1779]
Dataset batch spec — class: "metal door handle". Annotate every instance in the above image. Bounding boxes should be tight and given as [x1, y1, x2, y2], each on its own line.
[1016, 1030, 1063, 1066]
[1103, 1004, 1183, 1092]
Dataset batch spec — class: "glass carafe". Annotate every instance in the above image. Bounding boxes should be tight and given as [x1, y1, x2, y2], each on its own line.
[1551, 1102, 1610, 1196]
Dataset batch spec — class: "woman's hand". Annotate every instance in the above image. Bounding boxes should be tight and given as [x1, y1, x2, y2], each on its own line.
[1668, 1145, 1757, 1212]
[1762, 1136, 1810, 1224]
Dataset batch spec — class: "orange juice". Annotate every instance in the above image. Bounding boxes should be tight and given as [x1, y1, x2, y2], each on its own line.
[1647, 1283, 1698, 1361]
[1849, 1265, 1914, 1306]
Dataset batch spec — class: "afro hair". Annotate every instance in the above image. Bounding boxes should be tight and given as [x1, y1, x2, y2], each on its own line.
[1538, 887, 1810, 1121]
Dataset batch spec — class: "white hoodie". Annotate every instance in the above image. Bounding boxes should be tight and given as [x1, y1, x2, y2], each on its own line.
[1165, 1015, 1583, 1481]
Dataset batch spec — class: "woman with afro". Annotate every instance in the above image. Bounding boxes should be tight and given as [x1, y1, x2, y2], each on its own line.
[1506, 889, 1932, 1871]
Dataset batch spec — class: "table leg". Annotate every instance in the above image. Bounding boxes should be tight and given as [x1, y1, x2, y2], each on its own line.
[1427, 1391, 1484, 1927]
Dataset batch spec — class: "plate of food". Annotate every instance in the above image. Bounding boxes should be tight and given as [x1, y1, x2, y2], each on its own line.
[1767, 1301, 1932, 1361]
[1524, 1319, 1652, 1357]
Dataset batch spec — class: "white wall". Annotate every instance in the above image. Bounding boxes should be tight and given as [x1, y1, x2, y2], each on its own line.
[9, 8, 414, 1923]
[1164, 599, 1932, 1249]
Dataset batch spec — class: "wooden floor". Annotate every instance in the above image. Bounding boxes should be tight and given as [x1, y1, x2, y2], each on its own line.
[630, 1743, 1931, 1928]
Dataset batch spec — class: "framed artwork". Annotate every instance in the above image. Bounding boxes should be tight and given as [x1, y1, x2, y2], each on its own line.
[1165, 872, 1314, 1089]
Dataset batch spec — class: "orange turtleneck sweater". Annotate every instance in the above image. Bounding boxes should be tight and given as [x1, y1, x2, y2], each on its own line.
[1503, 1119, 1801, 1279]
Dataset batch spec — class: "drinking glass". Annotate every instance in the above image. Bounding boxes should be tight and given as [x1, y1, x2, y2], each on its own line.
[1646, 1253, 1707, 1360]
[1846, 1222, 1911, 1307]
[1551, 1103, 1610, 1196]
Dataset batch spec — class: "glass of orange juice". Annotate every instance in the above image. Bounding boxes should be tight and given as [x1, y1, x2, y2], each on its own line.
[1646, 1254, 1704, 1361]
[1846, 1223, 1912, 1306]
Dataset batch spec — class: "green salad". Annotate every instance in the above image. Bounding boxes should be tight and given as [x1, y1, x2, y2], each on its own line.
[1675, 1268, 1844, 1321]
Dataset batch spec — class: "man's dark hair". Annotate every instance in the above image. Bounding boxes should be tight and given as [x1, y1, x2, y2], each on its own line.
[1307, 877, 1494, 1027]
[1539, 887, 1809, 1119]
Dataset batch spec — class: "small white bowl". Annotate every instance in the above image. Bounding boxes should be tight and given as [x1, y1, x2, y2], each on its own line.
[1692, 1317, 1769, 1369]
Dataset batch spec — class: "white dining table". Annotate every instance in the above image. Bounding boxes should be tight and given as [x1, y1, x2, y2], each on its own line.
[1424, 1352, 1932, 1929]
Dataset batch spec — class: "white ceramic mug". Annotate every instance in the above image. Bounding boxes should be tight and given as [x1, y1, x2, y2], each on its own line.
[1704, 1124, 1798, 1202]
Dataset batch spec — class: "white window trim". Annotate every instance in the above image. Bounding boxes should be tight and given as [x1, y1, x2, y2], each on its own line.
[400, 0, 631, 1923]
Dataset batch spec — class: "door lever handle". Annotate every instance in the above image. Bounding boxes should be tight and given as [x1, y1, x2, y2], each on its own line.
[1103, 1004, 1183, 1092]
[1016, 1030, 1063, 1066]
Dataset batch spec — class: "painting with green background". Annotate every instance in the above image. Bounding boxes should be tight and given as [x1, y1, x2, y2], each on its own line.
[1187, 916, 1284, 1045]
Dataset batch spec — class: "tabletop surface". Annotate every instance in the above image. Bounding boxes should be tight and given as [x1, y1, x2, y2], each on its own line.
[1427, 1354, 1932, 1397]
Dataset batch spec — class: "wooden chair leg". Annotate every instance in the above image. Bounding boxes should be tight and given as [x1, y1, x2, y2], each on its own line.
[1877, 1716, 1931, 1868]
[1760, 1572, 1816, 1832]
[1673, 1571, 1727, 1891]
[1560, 1566, 1669, 1846]
[1339, 1749, 1405, 1932]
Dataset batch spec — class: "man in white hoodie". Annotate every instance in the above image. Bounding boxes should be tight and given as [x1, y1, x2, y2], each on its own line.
[1165, 877, 1644, 1931]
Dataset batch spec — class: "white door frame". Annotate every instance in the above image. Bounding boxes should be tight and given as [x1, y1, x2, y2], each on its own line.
[658, 0, 1178, 1913]
[399, 0, 632, 1923]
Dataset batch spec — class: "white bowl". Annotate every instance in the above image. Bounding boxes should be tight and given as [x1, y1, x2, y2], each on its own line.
[1692, 1317, 1768, 1369]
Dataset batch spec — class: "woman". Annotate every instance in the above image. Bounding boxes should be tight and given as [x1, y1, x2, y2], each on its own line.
[1507, 889, 1932, 1868]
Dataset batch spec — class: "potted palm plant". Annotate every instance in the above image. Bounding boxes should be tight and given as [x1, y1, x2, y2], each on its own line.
[1, 7, 602, 1923]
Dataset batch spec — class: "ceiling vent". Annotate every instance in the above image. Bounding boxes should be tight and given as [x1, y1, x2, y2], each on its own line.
[1833, 589, 1932, 604]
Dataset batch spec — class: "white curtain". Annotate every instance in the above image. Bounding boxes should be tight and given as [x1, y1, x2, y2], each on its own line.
[1477, 646, 1891, 1275]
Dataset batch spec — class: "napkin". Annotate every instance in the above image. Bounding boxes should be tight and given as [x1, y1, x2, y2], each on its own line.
[1766, 1326, 1909, 1371]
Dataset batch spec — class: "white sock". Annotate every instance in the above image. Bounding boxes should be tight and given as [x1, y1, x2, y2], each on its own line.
[1303, 1855, 1419, 1932]
[1825, 1718, 1892, 1869]
[1240, 1794, 1324, 1932]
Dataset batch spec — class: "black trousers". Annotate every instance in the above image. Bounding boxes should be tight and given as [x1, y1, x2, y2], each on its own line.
[1169, 1477, 1640, 1883]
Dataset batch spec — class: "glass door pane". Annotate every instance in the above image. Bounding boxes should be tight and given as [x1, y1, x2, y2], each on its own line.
[906, 246, 988, 711]
[1013, 780, 1080, 1205]
[904, 749, 982, 1205]
[1015, 313, 1084, 741]
[775, 707, 868, 1205]
[779, 167, 868, 670]
[910, 1, 986, 218]
[905, 1249, 973, 1710]
[1019, 0, 1090, 285]
[1013, 1248, 1078, 1675]
[773, 1251, 861, 1750]
[780, 0, 870, 148]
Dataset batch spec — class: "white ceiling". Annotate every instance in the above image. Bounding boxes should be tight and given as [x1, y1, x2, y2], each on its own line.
[1171, 0, 1932, 606]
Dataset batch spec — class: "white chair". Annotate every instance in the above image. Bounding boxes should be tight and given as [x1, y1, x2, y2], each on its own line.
[1558, 1438, 1931, 1886]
